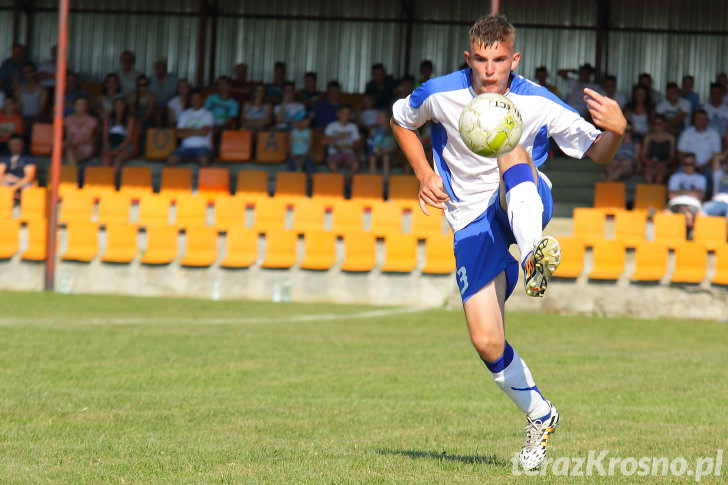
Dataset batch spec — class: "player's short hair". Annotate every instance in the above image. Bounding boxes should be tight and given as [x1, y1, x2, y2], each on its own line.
[469, 14, 515, 49]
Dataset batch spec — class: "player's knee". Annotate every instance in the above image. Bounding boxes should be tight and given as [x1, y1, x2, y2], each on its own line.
[470, 334, 505, 363]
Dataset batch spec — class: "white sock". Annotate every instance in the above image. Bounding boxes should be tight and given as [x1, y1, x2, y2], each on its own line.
[506, 180, 544, 266]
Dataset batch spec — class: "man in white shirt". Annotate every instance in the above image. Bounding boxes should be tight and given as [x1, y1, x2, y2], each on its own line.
[667, 154, 706, 230]
[703, 83, 728, 139]
[678, 110, 722, 185]
[655, 82, 691, 136]
[557, 63, 604, 118]
[37, 44, 76, 91]
[116, 51, 142, 99]
[167, 89, 213, 166]
[323, 105, 361, 182]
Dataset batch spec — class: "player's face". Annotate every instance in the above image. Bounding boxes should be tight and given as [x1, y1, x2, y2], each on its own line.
[465, 39, 520, 95]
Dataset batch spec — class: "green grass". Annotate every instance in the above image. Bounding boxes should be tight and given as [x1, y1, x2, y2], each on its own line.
[0, 290, 726, 483]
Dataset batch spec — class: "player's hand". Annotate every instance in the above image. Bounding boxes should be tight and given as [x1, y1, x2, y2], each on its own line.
[584, 88, 627, 135]
[419, 173, 449, 215]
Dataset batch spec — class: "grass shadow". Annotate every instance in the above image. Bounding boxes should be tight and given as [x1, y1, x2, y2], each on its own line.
[375, 448, 510, 468]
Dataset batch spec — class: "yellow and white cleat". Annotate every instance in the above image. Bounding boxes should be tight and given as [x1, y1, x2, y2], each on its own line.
[523, 236, 561, 297]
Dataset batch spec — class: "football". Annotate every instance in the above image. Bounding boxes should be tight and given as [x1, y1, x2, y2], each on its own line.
[459, 93, 523, 158]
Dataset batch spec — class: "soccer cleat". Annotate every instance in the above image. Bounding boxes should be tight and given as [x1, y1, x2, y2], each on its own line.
[523, 236, 561, 297]
[518, 401, 560, 470]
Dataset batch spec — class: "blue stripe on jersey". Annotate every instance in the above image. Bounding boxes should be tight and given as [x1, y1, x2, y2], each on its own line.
[532, 125, 549, 166]
[509, 74, 578, 113]
[431, 122, 459, 203]
[409, 68, 471, 108]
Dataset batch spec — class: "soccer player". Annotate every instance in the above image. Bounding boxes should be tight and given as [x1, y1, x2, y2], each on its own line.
[391, 15, 626, 470]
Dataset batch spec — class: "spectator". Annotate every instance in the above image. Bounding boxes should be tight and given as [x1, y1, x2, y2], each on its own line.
[367, 110, 395, 180]
[666, 153, 705, 232]
[100, 97, 135, 174]
[116, 50, 142, 98]
[273, 81, 306, 131]
[655, 82, 691, 136]
[63, 95, 98, 166]
[265, 61, 287, 103]
[287, 111, 313, 173]
[641, 115, 675, 185]
[240, 83, 272, 135]
[418, 60, 434, 87]
[680, 74, 701, 113]
[0, 97, 23, 153]
[602, 74, 626, 109]
[0, 135, 36, 195]
[0, 89, 4, 110]
[0, 44, 30, 96]
[677, 110, 722, 182]
[296, 71, 320, 109]
[323, 105, 360, 184]
[129, 75, 156, 134]
[37, 44, 75, 92]
[703, 82, 728, 139]
[167, 78, 190, 127]
[703, 151, 728, 217]
[17, 63, 49, 127]
[718, 72, 728, 105]
[313, 80, 341, 130]
[356, 93, 378, 131]
[167, 89, 213, 166]
[535, 66, 559, 97]
[638, 72, 663, 104]
[63, 72, 87, 117]
[557, 63, 602, 118]
[602, 122, 640, 182]
[623, 84, 654, 140]
[148, 59, 177, 107]
[365, 63, 396, 110]
[95, 73, 122, 119]
[397, 75, 415, 99]
[205, 76, 239, 133]
[230, 63, 254, 105]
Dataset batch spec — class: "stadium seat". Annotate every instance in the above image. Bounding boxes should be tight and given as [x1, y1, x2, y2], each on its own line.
[180, 225, 218, 267]
[58, 165, 79, 199]
[213, 194, 246, 232]
[140, 225, 178, 265]
[119, 166, 153, 201]
[588, 239, 625, 280]
[693, 215, 727, 251]
[96, 192, 131, 227]
[274, 172, 307, 200]
[370, 201, 404, 238]
[145, 128, 177, 160]
[630, 241, 669, 283]
[421, 233, 455, 274]
[102, 223, 138, 263]
[83, 166, 115, 200]
[652, 212, 686, 248]
[341, 232, 376, 272]
[218, 130, 252, 162]
[0, 186, 14, 220]
[30, 123, 53, 156]
[160, 167, 193, 201]
[137, 194, 172, 227]
[261, 229, 298, 269]
[300, 230, 337, 270]
[61, 222, 98, 262]
[593, 181, 626, 214]
[236, 170, 269, 200]
[351, 174, 384, 205]
[710, 245, 728, 286]
[0, 219, 20, 258]
[552, 236, 584, 278]
[572, 207, 605, 247]
[20, 187, 48, 222]
[255, 130, 287, 163]
[633, 184, 667, 211]
[381, 233, 417, 273]
[331, 199, 364, 235]
[410, 207, 445, 239]
[175, 193, 208, 229]
[312, 173, 344, 202]
[220, 227, 258, 268]
[613, 209, 647, 248]
[252, 197, 288, 232]
[59, 189, 95, 225]
[388, 175, 419, 209]
[21, 219, 47, 261]
[290, 198, 326, 234]
[198, 167, 230, 202]
[670, 242, 707, 284]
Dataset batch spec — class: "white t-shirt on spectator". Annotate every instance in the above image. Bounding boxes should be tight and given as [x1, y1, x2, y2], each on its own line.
[167, 96, 185, 124]
[703, 103, 728, 138]
[324, 121, 360, 155]
[668, 172, 706, 209]
[656, 98, 692, 129]
[177, 107, 214, 149]
[677, 127, 722, 167]
[116, 68, 142, 97]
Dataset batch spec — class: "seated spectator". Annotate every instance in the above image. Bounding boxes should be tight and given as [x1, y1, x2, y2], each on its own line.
[602, 75, 626, 109]
[666, 153, 706, 232]
[638, 72, 662, 104]
[356, 93, 378, 131]
[680, 75, 700, 113]
[273, 82, 306, 131]
[148, 59, 177, 108]
[703, 82, 728, 139]
[418, 60, 434, 87]
[240, 83, 272, 135]
[0, 44, 29, 96]
[557, 63, 603, 118]
[37, 44, 75, 94]
[63, 95, 98, 165]
[323, 106, 361, 184]
[101, 97, 135, 174]
[230, 63, 254, 105]
[287, 111, 313, 173]
[535, 66, 559, 97]
[296, 71, 320, 109]
[63, 72, 87, 117]
[603, 123, 640, 182]
[167, 89, 213, 166]
[205, 76, 239, 136]
[0, 135, 36, 195]
[313, 80, 341, 131]
[655, 82, 690, 136]
[365, 63, 396, 110]
[718, 72, 728, 105]
[265, 61, 287, 103]
[0, 97, 23, 153]
[167, 78, 190, 127]
[623, 84, 654, 141]
[397, 75, 415, 100]
[641, 115, 675, 184]
[129, 75, 156, 136]
[17, 63, 49, 127]
[116, 50, 142, 99]
[95, 73, 122, 119]
[367, 110, 395, 180]
[677, 110, 722, 186]
[703, 151, 728, 217]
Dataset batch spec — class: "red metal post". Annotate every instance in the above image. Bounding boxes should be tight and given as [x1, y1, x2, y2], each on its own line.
[491, 0, 500, 15]
[44, 0, 69, 291]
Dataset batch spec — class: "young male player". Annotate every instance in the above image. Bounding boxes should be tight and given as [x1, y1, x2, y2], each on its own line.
[391, 15, 626, 469]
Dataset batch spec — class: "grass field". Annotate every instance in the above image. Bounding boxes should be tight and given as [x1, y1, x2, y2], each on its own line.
[0, 290, 726, 484]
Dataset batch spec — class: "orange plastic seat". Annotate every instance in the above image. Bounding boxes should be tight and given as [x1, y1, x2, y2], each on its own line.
[633, 184, 667, 211]
[0, 186, 14, 220]
[652, 212, 686, 248]
[58, 165, 79, 199]
[102, 223, 138, 263]
[96, 192, 131, 227]
[0, 219, 20, 258]
[274, 172, 307, 200]
[593, 181, 626, 214]
[119, 166, 153, 201]
[220, 227, 258, 268]
[670, 242, 707, 284]
[290, 198, 326, 234]
[59, 189, 94, 225]
[160, 167, 192, 201]
[255, 130, 287, 163]
[140, 225, 178, 265]
[693, 215, 727, 251]
[331, 199, 364, 235]
[630, 241, 669, 283]
[711, 245, 728, 286]
[21, 219, 47, 261]
[218, 130, 252, 162]
[20, 187, 48, 222]
[552, 236, 584, 278]
[410, 207, 445, 239]
[341, 231, 376, 272]
[613, 209, 647, 248]
[421, 233, 455, 274]
[252, 197, 288, 232]
[381, 233, 417, 272]
[61, 222, 98, 262]
[137, 194, 172, 227]
[83, 166, 116, 200]
[145, 128, 177, 160]
[236, 170, 269, 201]
[198, 167, 230, 202]
[300, 230, 337, 270]
[175, 193, 208, 229]
[214, 195, 246, 232]
[180, 225, 218, 267]
[30, 123, 53, 156]
[312, 173, 344, 201]
[572, 207, 605, 247]
[261, 229, 298, 269]
[370, 201, 404, 237]
[351, 174, 384, 205]
[588, 239, 625, 280]
[388, 175, 419, 209]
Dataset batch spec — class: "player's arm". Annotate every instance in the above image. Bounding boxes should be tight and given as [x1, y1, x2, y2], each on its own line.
[583, 88, 628, 164]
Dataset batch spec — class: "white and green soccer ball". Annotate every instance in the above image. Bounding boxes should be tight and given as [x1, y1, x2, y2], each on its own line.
[459, 93, 523, 157]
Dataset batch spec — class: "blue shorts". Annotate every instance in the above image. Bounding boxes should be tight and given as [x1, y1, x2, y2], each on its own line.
[453, 173, 553, 303]
[174, 146, 212, 160]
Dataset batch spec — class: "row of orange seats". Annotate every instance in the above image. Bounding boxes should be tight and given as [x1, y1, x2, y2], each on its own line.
[593, 181, 667, 212]
[0, 221, 455, 274]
